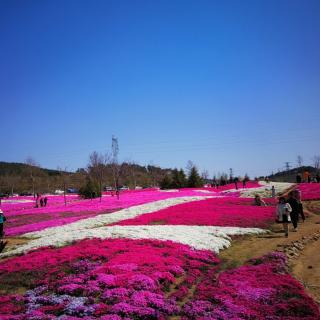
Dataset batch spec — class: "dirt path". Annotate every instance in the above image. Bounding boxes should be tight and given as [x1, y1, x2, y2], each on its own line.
[220, 200, 320, 303]
[292, 237, 320, 303]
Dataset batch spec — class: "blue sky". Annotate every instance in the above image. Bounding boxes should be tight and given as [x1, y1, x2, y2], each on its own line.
[1, 0, 319, 177]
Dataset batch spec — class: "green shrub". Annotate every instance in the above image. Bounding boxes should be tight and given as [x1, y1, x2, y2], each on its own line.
[79, 178, 101, 199]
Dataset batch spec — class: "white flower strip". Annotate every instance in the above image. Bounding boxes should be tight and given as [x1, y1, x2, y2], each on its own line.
[0, 225, 267, 257]
[194, 189, 216, 194]
[22, 196, 213, 239]
[222, 181, 294, 198]
[2, 199, 34, 204]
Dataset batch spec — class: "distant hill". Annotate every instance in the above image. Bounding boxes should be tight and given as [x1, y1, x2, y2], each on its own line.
[0, 161, 172, 194]
[0, 162, 66, 177]
[268, 166, 319, 183]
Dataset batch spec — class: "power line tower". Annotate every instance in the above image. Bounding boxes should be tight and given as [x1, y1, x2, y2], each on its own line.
[229, 168, 233, 181]
[284, 162, 291, 172]
[112, 135, 119, 163]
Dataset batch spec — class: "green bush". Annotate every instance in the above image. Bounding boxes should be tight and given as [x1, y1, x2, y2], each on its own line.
[79, 178, 101, 199]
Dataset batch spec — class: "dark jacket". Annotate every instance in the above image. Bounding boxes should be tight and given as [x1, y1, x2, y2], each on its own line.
[287, 197, 305, 220]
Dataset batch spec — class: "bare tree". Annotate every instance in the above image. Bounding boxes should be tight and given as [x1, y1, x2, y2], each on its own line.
[313, 155, 320, 171]
[127, 160, 138, 189]
[147, 162, 158, 187]
[57, 167, 69, 206]
[88, 151, 109, 202]
[297, 155, 303, 168]
[25, 157, 39, 197]
[186, 160, 194, 176]
[201, 170, 209, 181]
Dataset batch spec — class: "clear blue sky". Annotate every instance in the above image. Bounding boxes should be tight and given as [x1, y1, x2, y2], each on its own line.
[1, 0, 319, 178]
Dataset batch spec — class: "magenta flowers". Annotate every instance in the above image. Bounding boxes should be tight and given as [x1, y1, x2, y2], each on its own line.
[0, 239, 319, 319]
[115, 197, 276, 228]
[298, 183, 320, 200]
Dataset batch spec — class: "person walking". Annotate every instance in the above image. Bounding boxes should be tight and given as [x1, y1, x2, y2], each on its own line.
[234, 177, 239, 190]
[44, 197, 48, 207]
[35, 193, 41, 208]
[242, 176, 248, 188]
[287, 191, 303, 231]
[276, 197, 292, 237]
[271, 186, 276, 198]
[296, 174, 302, 184]
[293, 189, 305, 222]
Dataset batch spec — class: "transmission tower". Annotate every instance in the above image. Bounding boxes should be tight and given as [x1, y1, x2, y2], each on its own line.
[112, 135, 119, 162]
[284, 162, 291, 172]
[229, 168, 233, 180]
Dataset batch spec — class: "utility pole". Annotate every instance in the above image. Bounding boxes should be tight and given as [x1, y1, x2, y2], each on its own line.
[229, 168, 233, 182]
[111, 135, 120, 191]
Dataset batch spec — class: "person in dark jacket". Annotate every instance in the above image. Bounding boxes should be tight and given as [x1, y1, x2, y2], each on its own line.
[296, 174, 302, 184]
[234, 177, 239, 190]
[287, 191, 304, 231]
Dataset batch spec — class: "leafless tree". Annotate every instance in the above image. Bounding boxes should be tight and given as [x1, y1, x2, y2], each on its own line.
[201, 170, 209, 181]
[25, 157, 39, 197]
[57, 167, 69, 206]
[186, 160, 194, 176]
[313, 155, 320, 171]
[147, 162, 158, 187]
[297, 155, 303, 168]
[88, 151, 109, 202]
[127, 160, 138, 189]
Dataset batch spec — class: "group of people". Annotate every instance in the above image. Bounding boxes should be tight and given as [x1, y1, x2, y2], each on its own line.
[35, 193, 48, 208]
[296, 171, 320, 183]
[211, 176, 249, 189]
[253, 189, 305, 238]
[275, 190, 305, 237]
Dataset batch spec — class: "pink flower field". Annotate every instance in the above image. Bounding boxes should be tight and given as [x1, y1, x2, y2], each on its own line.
[114, 197, 277, 228]
[1, 182, 319, 319]
[298, 183, 320, 200]
[3, 189, 218, 236]
[0, 239, 319, 319]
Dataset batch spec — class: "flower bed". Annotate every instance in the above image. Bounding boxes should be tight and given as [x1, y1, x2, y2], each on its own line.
[0, 240, 318, 319]
[115, 197, 276, 228]
[0, 238, 219, 319]
[182, 252, 320, 319]
[297, 183, 320, 200]
[5, 209, 117, 237]
[3, 191, 215, 236]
